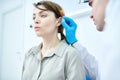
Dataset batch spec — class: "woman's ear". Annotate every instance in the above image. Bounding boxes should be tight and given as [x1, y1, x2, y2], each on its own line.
[56, 17, 62, 27]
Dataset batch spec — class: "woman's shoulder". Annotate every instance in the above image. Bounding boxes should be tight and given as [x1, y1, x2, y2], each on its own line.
[61, 41, 81, 63]
[61, 40, 80, 57]
[66, 45, 79, 55]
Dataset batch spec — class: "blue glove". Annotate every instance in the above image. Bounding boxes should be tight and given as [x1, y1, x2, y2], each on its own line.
[86, 74, 91, 80]
[61, 16, 78, 44]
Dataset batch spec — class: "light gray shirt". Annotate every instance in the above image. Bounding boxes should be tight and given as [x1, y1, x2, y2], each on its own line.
[22, 40, 85, 80]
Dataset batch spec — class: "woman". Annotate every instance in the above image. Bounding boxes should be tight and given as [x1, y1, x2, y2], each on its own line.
[22, 1, 85, 80]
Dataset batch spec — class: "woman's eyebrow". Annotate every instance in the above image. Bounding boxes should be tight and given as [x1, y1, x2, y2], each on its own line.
[33, 10, 48, 16]
[39, 10, 47, 14]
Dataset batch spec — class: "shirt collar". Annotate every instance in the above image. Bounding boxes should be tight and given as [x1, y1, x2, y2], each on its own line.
[53, 39, 69, 57]
[31, 39, 69, 58]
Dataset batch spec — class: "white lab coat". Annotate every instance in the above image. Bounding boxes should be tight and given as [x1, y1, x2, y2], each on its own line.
[100, 0, 120, 80]
[72, 42, 99, 80]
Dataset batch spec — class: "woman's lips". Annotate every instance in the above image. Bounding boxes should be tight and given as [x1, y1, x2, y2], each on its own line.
[34, 26, 40, 31]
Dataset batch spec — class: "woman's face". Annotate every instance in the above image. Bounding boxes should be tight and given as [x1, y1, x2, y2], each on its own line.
[33, 5, 60, 37]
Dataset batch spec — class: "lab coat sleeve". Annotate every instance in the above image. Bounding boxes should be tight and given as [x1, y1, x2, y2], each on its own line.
[72, 41, 99, 80]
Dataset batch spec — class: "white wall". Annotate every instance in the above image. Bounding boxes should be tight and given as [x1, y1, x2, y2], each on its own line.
[0, 6, 2, 78]
[0, 2, 4, 77]
[0, 0, 25, 80]
[0, 13, 2, 53]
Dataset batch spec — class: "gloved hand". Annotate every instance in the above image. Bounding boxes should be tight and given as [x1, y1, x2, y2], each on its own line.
[86, 74, 91, 80]
[61, 16, 78, 44]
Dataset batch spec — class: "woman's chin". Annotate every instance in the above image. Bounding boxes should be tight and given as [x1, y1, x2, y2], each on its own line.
[35, 33, 42, 37]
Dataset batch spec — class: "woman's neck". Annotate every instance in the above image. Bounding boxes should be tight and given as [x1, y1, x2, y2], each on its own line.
[41, 37, 60, 59]
[41, 35, 60, 57]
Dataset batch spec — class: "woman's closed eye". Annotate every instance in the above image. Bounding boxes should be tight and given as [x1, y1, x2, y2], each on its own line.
[32, 15, 47, 20]
[32, 13, 47, 20]
[40, 14, 47, 18]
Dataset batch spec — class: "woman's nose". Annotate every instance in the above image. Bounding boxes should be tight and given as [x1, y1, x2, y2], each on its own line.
[34, 17, 40, 24]
[34, 20, 39, 24]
